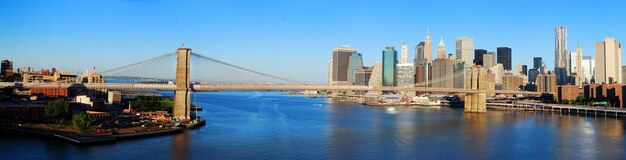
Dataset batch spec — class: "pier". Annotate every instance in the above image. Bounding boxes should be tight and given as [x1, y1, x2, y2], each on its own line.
[487, 102, 626, 118]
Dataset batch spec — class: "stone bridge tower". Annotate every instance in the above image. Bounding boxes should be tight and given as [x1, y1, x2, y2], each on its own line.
[174, 48, 192, 119]
[465, 66, 487, 113]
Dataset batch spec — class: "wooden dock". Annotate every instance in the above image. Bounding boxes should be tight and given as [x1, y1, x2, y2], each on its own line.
[487, 102, 626, 118]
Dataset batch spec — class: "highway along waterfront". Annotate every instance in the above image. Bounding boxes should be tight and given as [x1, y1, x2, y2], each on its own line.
[1, 91, 625, 159]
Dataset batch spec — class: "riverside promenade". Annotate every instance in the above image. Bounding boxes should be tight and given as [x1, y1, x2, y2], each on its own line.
[487, 102, 626, 118]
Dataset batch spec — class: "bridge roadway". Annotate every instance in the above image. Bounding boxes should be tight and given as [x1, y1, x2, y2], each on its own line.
[0, 82, 540, 95]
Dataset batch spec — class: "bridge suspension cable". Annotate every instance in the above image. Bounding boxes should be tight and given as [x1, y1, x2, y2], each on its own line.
[97, 52, 176, 75]
[190, 52, 307, 84]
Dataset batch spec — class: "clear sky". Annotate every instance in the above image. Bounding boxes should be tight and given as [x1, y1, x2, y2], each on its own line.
[1, 0, 625, 84]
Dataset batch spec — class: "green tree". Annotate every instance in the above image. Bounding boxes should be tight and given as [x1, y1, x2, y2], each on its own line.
[72, 112, 92, 131]
[45, 99, 70, 124]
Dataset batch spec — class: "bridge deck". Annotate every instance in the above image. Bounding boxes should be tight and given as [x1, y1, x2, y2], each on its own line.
[0, 82, 540, 95]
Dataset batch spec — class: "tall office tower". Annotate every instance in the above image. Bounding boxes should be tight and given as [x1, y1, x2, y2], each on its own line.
[331, 46, 358, 85]
[347, 53, 364, 85]
[414, 42, 426, 65]
[533, 57, 542, 69]
[555, 26, 570, 85]
[327, 60, 333, 85]
[382, 46, 398, 86]
[574, 44, 583, 86]
[355, 67, 373, 86]
[437, 37, 446, 59]
[432, 58, 455, 88]
[415, 64, 432, 87]
[581, 56, 594, 83]
[474, 49, 487, 66]
[483, 52, 496, 68]
[456, 36, 474, 67]
[424, 31, 433, 64]
[517, 64, 528, 75]
[528, 68, 539, 83]
[400, 43, 409, 64]
[489, 64, 504, 85]
[453, 59, 466, 88]
[496, 47, 512, 70]
[594, 37, 622, 84]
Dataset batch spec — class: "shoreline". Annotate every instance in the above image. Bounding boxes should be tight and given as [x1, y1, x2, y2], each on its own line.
[0, 118, 206, 144]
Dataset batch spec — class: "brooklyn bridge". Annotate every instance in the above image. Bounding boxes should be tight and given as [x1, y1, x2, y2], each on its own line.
[0, 48, 541, 119]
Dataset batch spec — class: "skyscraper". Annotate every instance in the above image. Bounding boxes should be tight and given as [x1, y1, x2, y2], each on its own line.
[474, 49, 487, 66]
[483, 52, 496, 68]
[533, 57, 542, 69]
[517, 64, 527, 75]
[594, 37, 622, 84]
[432, 58, 454, 88]
[414, 42, 426, 65]
[331, 46, 358, 85]
[424, 31, 433, 64]
[400, 43, 409, 64]
[574, 44, 583, 87]
[555, 26, 570, 85]
[456, 36, 474, 67]
[497, 47, 512, 70]
[396, 63, 415, 88]
[581, 56, 594, 83]
[347, 53, 363, 85]
[382, 46, 398, 86]
[437, 37, 446, 59]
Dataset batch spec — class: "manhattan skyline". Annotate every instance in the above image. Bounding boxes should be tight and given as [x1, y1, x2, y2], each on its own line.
[1, 0, 626, 84]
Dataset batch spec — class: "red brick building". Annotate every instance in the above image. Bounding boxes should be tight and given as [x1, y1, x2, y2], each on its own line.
[30, 88, 69, 98]
[557, 85, 579, 102]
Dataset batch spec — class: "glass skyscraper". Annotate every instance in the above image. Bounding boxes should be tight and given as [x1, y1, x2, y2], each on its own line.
[347, 53, 363, 85]
[382, 46, 397, 86]
[497, 47, 512, 70]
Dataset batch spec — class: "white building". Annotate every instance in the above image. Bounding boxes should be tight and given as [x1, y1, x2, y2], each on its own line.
[400, 43, 409, 64]
[594, 37, 622, 84]
[456, 36, 474, 67]
[581, 56, 594, 83]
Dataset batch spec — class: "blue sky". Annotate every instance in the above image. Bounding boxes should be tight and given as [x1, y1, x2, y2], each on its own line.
[1, 0, 625, 84]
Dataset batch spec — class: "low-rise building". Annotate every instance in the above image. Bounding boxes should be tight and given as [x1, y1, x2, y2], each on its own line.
[558, 85, 580, 102]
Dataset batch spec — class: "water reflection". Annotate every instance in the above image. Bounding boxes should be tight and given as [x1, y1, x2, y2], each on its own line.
[1, 92, 625, 159]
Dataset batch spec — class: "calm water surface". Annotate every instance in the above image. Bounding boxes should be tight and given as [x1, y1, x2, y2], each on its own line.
[1, 92, 625, 160]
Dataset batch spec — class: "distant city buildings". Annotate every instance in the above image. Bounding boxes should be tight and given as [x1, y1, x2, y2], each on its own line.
[347, 53, 363, 85]
[437, 37, 446, 59]
[533, 57, 542, 70]
[573, 44, 583, 87]
[581, 56, 594, 83]
[423, 31, 433, 64]
[555, 26, 570, 85]
[474, 49, 487, 66]
[382, 46, 398, 86]
[431, 58, 454, 88]
[594, 37, 622, 84]
[537, 71, 557, 93]
[456, 36, 474, 67]
[496, 47, 512, 70]
[355, 67, 373, 86]
[400, 43, 409, 64]
[483, 52, 496, 68]
[330, 46, 358, 85]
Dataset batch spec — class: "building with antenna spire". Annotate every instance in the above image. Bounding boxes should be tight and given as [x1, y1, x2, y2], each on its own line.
[437, 37, 446, 59]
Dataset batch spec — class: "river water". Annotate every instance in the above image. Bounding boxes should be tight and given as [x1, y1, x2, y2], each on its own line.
[1, 91, 625, 160]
